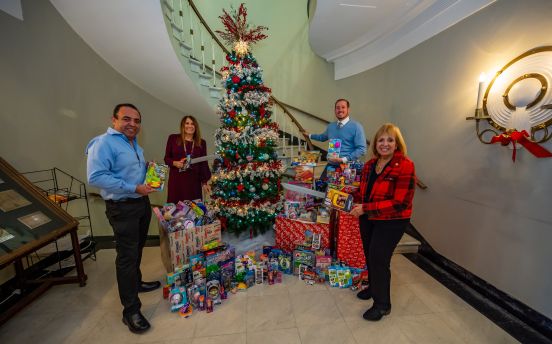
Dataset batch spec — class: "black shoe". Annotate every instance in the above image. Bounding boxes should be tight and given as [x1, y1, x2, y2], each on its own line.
[138, 280, 161, 293]
[363, 306, 391, 321]
[356, 288, 372, 300]
[122, 312, 151, 334]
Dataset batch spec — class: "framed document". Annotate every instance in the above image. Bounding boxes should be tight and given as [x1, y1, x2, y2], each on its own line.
[0, 189, 32, 212]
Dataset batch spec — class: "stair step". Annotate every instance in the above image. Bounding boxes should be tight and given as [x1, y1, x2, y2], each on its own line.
[171, 25, 183, 41]
[190, 58, 202, 73]
[179, 41, 191, 56]
[198, 72, 212, 86]
[209, 86, 223, 98]
[394, 233, 420, 254]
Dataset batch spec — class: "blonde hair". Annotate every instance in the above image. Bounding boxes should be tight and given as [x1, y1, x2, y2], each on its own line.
[371, 123, 407, 158]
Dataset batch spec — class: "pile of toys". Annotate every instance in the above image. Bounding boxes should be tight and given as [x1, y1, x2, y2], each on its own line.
[154, 200, 216, 233]
[162, 229, 368, 317]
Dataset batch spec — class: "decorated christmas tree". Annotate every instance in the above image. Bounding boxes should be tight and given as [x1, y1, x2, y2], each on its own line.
[210, 4, 285, 236]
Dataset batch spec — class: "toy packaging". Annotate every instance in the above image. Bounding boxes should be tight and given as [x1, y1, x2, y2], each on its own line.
[291, 150, 321, 166]
[328, 139, 341, 160]
[144, 161, 169, 191]
[169, 286, 188, 312]
[324, 187, 353, 212]
[294, 165, 314, 183]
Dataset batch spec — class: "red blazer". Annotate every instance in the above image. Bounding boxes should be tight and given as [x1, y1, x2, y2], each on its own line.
[356, 151, 415, 220]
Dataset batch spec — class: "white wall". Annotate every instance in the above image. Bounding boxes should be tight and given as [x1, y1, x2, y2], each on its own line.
[382, 0, 552, 318]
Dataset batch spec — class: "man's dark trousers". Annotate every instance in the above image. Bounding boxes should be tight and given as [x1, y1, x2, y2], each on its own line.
[105, 196, 151, 317]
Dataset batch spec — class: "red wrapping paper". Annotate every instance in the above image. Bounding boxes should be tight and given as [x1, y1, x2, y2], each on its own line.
[275, 217, 329, 253]
[337, 213, 366, 269]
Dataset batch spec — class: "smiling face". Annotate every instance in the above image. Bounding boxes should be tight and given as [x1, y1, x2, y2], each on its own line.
[375, 131, 397, 160]
[334, 100, 349, 121]
[182, 117, 196, 138]
[112, 106, 141, 141]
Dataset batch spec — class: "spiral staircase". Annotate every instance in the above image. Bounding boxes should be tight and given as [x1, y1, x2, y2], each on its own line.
[51, 0, 421, 252]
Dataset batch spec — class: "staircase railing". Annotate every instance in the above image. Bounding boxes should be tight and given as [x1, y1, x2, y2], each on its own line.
[162, 0, 427, 189]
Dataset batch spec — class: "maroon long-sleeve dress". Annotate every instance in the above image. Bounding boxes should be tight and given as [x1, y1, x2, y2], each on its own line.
[164, 134, 211, 203]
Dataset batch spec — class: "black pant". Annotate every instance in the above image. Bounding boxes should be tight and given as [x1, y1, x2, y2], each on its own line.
[358, 216, 408, 310]
[105, 196, 151, 316]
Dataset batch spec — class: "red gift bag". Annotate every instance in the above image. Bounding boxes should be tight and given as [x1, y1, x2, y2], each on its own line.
[337, 213, 366, 268]
[275, 217, 329, 253]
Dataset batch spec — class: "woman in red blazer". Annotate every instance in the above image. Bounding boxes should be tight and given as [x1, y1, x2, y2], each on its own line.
[350, 123, 416, 321]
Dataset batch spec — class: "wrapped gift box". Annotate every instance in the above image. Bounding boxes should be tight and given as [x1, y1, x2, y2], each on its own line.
[337, 213, 366, 269]
[159, 220, 221, 272]
[275, 216, 329, 253]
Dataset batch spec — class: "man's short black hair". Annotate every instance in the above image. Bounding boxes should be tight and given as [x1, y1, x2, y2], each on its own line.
[113, 103, 141, 119]
[335, 98, 350, 108]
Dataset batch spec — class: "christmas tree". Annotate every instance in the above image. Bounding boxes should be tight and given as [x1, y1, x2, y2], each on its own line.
[210, 4, 284, 236]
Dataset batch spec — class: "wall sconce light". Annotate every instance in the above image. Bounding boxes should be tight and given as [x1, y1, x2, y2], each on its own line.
[466, 46, 552, 161]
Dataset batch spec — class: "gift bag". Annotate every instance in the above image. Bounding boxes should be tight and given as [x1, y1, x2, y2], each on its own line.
[337, 213, 366, 268]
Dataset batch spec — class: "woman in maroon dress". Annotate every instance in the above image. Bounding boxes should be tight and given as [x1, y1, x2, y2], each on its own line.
[164, 116, 211, 203]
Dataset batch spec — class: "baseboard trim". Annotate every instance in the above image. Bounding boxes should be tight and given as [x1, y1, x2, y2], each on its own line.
[406, 224, 552, 343]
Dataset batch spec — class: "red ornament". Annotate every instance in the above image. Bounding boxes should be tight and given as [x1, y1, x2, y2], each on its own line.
[229, 109, 236, 118]
[237, 184, 244, 192]
[259, 106, 266, 116]
[232, 76, 241, 84]
[263, 178, 269, 183]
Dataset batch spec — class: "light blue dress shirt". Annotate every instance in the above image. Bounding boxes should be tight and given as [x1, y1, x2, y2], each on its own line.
[86, 127, 146, 200]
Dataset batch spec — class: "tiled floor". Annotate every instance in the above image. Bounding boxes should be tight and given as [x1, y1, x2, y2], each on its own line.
[0, 247, 519, 344]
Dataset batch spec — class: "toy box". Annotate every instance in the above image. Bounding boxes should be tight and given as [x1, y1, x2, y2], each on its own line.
[144, 161, 169, 191]
[324, 187, 353, 212]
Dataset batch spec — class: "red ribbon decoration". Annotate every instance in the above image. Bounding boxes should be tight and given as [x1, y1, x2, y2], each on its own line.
[490, 130, 552, 162]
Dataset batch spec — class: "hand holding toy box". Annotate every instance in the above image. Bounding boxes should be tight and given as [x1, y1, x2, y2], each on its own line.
[144, 161, 169, 191]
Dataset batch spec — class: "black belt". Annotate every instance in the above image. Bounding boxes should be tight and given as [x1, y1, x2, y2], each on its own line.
[105, 196, 145, 204]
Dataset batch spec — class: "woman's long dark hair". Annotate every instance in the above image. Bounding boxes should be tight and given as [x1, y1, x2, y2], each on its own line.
[179, 115, 202, 147]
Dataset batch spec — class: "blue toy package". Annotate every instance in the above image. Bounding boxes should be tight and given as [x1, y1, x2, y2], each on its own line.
[169, 286, 188, 312]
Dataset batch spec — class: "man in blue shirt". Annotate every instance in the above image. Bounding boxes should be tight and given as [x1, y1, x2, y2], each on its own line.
[304, 99, 367, 176]
[86, 103, 158, 334]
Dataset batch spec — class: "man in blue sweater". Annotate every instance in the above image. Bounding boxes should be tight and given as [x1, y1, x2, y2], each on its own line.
[86, 103, 159, 334]
[304, 99, 367, 175]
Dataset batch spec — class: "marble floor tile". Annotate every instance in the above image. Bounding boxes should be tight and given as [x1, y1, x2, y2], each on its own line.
[135, 302, 197, 343]
[407, 282, 471, 313]
[190, 333, 246, 344]
[394, 313, 467, 344]
[439, 308, 519, 344]
[389, 284, 434, 316]
[298, 320, 357, 344]
[290, 290, 343, 327]
[246, 293, 295, 332]
[348, 317, 411, 344]
[331, 286, 373, 323]
[247, 327, 302, 344]
[0, 311, 57, 343]
[28, 307, 106, 344]
[193, 292, 247, 338]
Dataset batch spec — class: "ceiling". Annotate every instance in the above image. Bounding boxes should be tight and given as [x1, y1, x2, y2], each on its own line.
[48, 0, 218, 126]
[309, 0, 496, 79]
